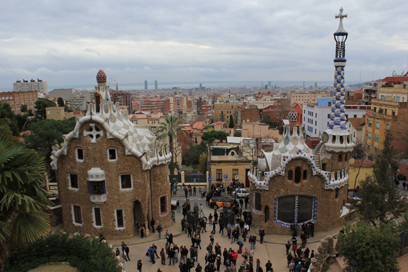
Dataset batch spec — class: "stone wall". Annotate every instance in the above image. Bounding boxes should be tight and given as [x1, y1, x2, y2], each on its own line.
[57, 121, 172, 239]
[308, 236, 337, 272]
[251, 158, 347, 234]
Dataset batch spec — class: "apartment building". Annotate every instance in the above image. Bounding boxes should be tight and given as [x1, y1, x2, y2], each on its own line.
[0, 90, 38, 115]
[213, 102, 242, 127]
[14, 79, 48, 94]
[289, 90, 328, 105]
[303, 103, 370, 148]
[364, 73, 408, 161]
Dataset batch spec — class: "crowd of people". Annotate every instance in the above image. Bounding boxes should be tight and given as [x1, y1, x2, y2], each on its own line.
[117, 187, 320, 272]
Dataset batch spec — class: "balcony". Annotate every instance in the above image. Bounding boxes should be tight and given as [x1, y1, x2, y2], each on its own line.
[363, 85, 376, 90]
[371, 93, 377, 98]
[90, 194, 107, 204]
[361, 98, 369, 103]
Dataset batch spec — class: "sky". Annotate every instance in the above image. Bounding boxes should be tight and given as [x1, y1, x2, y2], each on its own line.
[1, 0, 407, 91]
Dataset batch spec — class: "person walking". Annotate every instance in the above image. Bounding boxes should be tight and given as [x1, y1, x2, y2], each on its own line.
[125, 246, 131, 261]
[137, 260, 142, 272]
[244, 196, 249, 209]
[193, 186, 197, 196]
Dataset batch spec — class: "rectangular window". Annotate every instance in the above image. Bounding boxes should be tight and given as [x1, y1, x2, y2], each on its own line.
[70, 174, 78, 189]
[76, 148, 84, 161]
[374, 107, 377, 112]
[381, 95, 384, 100]
[386, 124, 390, 130]
[367, 144, 371, 151]
[327, 114, 330, 118]
[216, 169, 222, 181]
[368, 120, 372, 127]
[374, 147, 379, 154]
[94, 207, 102, 227]
[89, 181, 106, 194]
[354, 115, 357, 118]
[397, 96, 400, 102]
[116, 209, 124, 228]
[73, 205, 82, 224]
[368, 132, 371, 139]
[375, 122, 380, 129]
[160, 196, 167, 213]
[108, 148, 117, 161]
[315, 121, 317, 125]
[120, 174, 133, 189]
[375, 135, 379, 142]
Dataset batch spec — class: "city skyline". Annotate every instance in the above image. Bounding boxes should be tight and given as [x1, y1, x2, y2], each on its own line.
[1, 1, 407, 91]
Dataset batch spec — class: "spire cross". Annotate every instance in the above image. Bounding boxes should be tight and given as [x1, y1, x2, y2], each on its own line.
[335, 7, 347, 28]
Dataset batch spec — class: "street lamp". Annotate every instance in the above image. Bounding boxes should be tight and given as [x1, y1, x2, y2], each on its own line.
[349, 258, 359, 272]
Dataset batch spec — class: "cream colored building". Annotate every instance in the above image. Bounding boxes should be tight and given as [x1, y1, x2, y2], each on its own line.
[347, 118, 365, 146]
[46, 107, 65, 120]
[129, 112, 165, 134]
[246, 100, 276, 109]
[289, 91, 328, 105]
[213, 102, 242, 127]
[241, 122, 280, 139]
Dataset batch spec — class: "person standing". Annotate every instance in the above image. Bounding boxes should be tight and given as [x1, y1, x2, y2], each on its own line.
[265, 260, 273, 272]
[157, 224, 163, 238]
[160, 248, 166, 265]
[151, 218, 156, 233]
[195, 263, 202, 272]
[259, 228, 265, 244]
[137, 259, 142, 272]
[285, 240, 291, 255]
[244, 196, 249, 210]
[295, 262, 303, 272]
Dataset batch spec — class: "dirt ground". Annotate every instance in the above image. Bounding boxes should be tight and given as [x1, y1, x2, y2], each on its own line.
[28, 264, 80, 272]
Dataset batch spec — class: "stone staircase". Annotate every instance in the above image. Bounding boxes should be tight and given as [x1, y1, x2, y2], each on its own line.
[314, 142, 323, 169]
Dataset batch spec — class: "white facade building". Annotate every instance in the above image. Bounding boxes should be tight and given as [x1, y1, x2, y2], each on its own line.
[13, 79, 48, 94]
[302, 104, 370, 138]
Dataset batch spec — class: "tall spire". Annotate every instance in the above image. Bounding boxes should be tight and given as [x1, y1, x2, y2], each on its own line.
[329, 7, 348, 131]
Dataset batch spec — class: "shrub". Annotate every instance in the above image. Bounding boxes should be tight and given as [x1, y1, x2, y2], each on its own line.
[4, 231, 117, 272]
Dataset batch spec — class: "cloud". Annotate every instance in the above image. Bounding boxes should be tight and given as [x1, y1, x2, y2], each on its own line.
[0, 0, 408, 90]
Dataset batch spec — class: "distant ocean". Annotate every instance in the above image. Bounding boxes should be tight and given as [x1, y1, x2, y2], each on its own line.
[1, 80, 360, 92]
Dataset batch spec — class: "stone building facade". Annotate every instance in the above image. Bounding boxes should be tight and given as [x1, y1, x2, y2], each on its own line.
[249, 126, 352, 234]
[51, 70, 173, 239]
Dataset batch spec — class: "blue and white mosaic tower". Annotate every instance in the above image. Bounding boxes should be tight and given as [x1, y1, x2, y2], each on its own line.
[329, 7, 348, 130]
[320, 8, 354, 153]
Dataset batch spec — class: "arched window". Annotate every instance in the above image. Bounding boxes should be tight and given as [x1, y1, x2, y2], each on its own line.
[255, 192, 262, 211]
[264, 206, 270, 223]
[338, 154, 342, 162]
[303, 170, 307, 180]
[335, 188, 339, 199]
[295, 167, 301, 184]
[288, 170, 293, 180]
[276, 195, 315, 224]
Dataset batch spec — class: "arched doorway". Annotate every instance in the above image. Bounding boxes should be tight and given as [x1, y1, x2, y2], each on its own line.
[133, 200, 144, 233]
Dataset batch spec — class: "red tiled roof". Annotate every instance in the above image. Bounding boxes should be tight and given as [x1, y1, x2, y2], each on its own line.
[354, 159, 374, 167]
[354, 88, 363, 94]
[382, 76, 408, 82]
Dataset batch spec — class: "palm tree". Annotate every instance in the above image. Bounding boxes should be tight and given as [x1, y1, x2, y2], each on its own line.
[157, 114, 187, 175]
[0, 136, 51, 271]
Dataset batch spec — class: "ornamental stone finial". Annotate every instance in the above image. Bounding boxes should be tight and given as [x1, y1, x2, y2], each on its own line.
[335, 7, 348, 33]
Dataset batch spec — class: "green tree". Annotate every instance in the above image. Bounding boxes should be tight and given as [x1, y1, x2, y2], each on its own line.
[198, 152, 208, 173]
[20, 104, 27, 113]
[34, 98, 56, 120]
[0, 121, 19, 145]
[201, 130, 229, 144]
[183, 142, 207, 167]
[338, 222, 400, 272]
[24, 118, 76, 168]
[157, 114, 187, 175]
[353, 130, 407, 226]
[57, 97, 64, 107]
[0, 137, 51, 270]
[229, 115, 235, 128]
[0, 102, 19, 137]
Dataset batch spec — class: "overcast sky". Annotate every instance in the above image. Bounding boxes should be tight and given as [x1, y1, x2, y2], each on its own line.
[1, 0, 407, 90]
